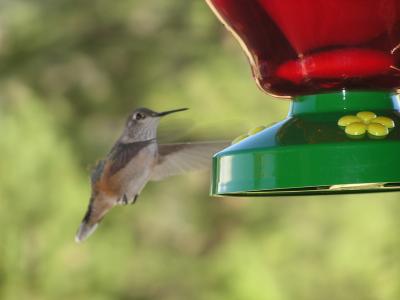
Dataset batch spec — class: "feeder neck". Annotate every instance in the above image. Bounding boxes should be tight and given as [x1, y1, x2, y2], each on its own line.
[289, 90, 400, 116]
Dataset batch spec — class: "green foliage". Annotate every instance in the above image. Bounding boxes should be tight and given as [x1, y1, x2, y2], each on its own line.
[0, 1, 400, 299]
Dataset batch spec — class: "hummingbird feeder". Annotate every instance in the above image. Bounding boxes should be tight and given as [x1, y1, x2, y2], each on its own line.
[207, 0, 400, 196]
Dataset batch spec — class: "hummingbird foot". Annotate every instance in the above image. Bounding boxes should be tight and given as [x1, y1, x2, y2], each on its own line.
[117, 194, 138, 205]
[116, 194, 129, 205]
[131, 194, 139, 205]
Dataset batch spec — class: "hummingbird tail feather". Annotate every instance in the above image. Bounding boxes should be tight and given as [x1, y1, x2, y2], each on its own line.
[75, 222, 98, 243]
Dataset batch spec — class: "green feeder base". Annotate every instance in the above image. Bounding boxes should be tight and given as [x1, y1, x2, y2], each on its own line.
[212, 90, 400, 196]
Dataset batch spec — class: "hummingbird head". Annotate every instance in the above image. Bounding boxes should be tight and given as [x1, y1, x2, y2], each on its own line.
[121, 107, 188, 142]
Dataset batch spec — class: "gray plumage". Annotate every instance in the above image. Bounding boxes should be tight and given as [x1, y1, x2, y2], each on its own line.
[75, 107, 228, 243]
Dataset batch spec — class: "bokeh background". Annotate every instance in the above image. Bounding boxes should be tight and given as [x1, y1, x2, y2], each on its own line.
[1, 1, 400, 299]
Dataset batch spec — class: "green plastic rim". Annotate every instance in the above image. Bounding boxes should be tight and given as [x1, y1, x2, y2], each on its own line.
[211, 90, 400, 196]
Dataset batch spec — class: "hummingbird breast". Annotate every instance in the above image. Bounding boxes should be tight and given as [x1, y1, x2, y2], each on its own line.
[109, 142, 158, 200]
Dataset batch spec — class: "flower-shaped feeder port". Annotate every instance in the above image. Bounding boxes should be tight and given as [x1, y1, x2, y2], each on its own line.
[338, 111, 395, 139]
[231, 125, 267, 144]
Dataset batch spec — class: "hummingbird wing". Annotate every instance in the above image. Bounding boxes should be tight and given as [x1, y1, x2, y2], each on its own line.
[150, 141, 229, 181]
[91, 160, 106, 185]
[107, 140, 156, 176]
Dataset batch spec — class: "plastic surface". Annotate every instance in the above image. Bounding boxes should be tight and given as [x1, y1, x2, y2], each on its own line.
[211, 91, 400, 196]
[206, 0, 400, 97]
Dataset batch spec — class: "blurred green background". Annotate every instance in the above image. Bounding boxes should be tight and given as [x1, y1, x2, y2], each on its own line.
[1, 1, 400, 299]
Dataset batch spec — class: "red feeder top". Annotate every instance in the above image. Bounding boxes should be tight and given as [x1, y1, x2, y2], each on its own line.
[208, 0, 400, 97]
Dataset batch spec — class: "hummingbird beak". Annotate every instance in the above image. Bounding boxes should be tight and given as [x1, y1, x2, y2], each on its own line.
[75, 222, 99, 243]
[155, 108, 188, 117]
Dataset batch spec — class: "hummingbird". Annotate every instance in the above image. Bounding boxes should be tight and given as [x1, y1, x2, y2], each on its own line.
[75, 107, 228, 243]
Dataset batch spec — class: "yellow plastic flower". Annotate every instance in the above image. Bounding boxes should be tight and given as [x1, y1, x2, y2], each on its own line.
[231, 134, 249, 145]
[231, 125, 267, 144]
[248, 126, 266, 135]
[338, 111, 395, 139]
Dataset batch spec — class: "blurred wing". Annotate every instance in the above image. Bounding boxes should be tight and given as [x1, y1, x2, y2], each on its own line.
[150, 141, 229, 181]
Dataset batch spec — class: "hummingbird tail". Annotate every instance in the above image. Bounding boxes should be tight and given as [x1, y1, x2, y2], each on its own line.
[75, 222, 99, 243]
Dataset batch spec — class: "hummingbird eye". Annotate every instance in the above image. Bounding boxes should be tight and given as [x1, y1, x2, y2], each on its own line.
[134, 112, 146, 120]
